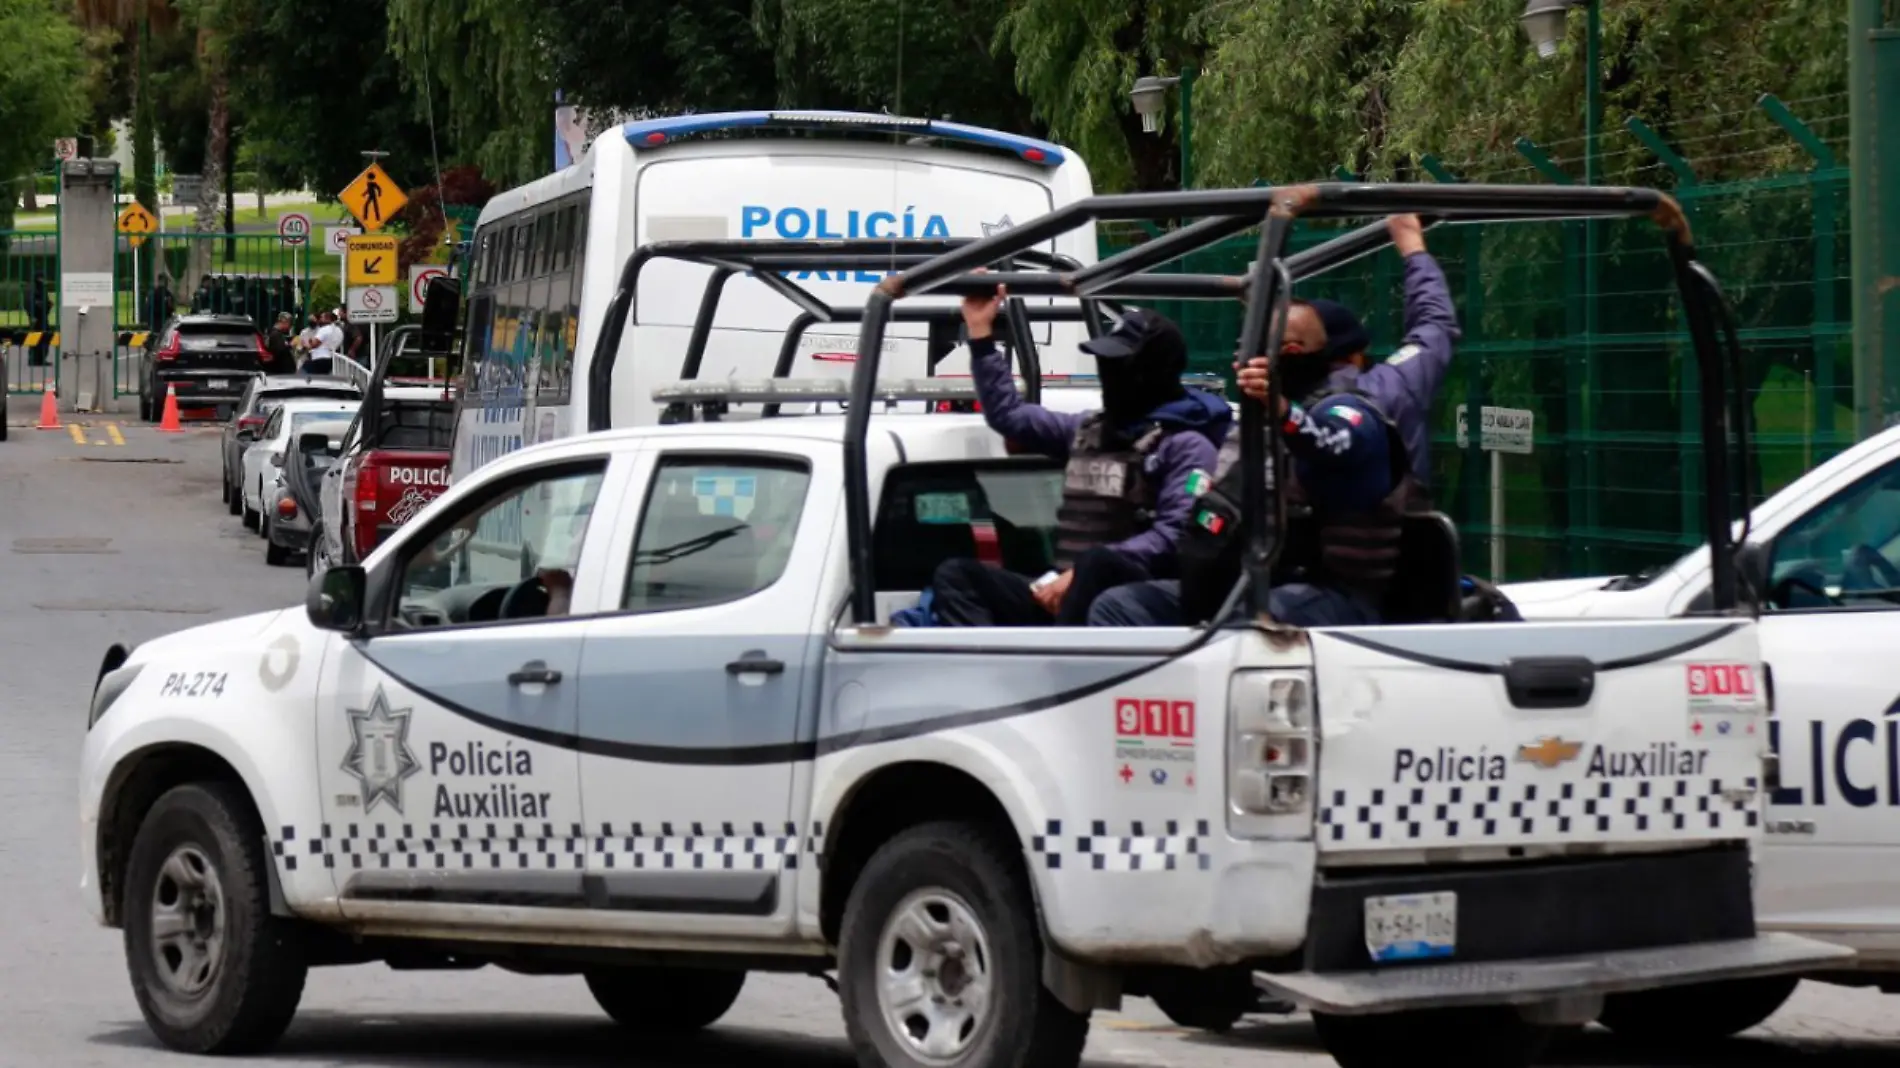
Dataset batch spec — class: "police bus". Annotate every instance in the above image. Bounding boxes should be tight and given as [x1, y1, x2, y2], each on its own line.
[448, 110, 1099, 483]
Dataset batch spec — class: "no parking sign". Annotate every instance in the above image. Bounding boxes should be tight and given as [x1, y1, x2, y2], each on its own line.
[408, 265, 449, 310]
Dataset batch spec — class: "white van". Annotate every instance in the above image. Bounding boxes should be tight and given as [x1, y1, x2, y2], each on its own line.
[448, 110, 1099, 482]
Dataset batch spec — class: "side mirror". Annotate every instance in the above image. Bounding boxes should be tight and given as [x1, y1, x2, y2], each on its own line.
[418, 277, 461, 352]
[306, 565, 366, 632]
[235, 428, 256, 442]
[297, 431, 330, 456]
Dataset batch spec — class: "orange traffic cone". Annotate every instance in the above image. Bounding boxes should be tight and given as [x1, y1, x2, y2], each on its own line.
[157, 384, 183, 433]
[34, 381, 59, 430]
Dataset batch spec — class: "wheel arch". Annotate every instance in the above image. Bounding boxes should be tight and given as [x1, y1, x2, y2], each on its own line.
[816, 757, 1043, 950]
[96, 741, 284, 927]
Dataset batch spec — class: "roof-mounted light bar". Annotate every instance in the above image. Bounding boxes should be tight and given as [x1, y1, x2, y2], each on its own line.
[620, 111, 1067, 166]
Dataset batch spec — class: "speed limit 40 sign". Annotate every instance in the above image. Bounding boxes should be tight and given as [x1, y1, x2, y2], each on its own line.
[278, 212, 313, 247]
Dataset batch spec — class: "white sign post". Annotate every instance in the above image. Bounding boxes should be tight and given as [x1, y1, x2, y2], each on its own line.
[1457, 404, 1536, 582]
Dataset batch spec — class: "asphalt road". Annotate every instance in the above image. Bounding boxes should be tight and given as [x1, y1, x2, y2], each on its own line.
[3, 401, 1900, 1068]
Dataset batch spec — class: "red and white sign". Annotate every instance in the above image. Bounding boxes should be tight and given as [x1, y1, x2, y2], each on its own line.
[324, 225, 362, 257]
[1112, 697, 1197, 792]
[1686, 664, 1758, 701]
[409, 264, 448, 309]
[53, 138, 78, 162]
[278, 212, 313, 247]
[1114, 698, 1196, 740]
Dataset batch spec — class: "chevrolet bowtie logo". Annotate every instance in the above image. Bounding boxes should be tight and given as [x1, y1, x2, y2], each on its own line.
[1516, 736, 1584, 769]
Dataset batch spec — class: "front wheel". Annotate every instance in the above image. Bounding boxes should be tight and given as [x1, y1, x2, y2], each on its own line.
[839, 822, 1088, 1068]
[1597, 976, 1798, 1043]
[121, 782, 308, 1053]
[583, 966, 745, 1032]
[1312, 1007, 1553, 1068]
[263, 520, 290, 566]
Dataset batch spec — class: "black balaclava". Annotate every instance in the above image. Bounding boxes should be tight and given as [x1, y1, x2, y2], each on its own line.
[1082, 309, 1188, 429]
[1283, 298, 1371, 404]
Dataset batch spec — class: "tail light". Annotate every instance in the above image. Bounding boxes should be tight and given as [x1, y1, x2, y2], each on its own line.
[154, 334, 180, 362]
[236, 415, 266, 434]
[1228, 671, 1315, 829]
[276, 497, 298, 519]
[352, 452, 385, 560]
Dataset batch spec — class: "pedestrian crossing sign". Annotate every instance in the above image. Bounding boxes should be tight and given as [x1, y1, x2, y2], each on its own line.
[339, 162, 408, 233]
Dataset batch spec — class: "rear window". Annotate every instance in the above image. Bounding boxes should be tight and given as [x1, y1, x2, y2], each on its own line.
[176, 323, 258, 349]
[872, 459, 1064, 590]
[375, 400, 455, 450]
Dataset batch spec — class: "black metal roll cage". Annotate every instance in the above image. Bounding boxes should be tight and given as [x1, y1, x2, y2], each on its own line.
[581, 183, 1750, 630]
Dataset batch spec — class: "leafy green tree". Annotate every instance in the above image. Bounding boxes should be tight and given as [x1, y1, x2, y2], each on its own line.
[73, 0, 175, 214]
[0, 0, 88, 230]
[386, 0, 551, 185]
[997, 0, 1204, 191]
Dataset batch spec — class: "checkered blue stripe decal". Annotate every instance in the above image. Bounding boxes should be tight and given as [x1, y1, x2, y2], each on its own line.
[1318, 778, 1760, 846]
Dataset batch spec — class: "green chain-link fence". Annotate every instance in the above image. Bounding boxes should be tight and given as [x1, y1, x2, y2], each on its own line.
[1099, 123, 1850, 583]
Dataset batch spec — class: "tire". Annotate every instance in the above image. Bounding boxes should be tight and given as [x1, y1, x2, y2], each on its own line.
[839, 821, 1089, 1068]
[583, 967, 746, 1033]
[241, 501, 259, 531]
[264, 521, 290, 567]
[306, 527, 326, 578]
[226, 475, 242, 516]
[1312, 1007, 1553, 1068]
[1597, 976, 1798, 1043]
[121, 782, 307, 1054]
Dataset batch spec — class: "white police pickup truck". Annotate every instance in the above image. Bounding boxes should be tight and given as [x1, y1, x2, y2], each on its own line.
[81, 373, 1844, 1068]
[1503, 419, 1900, 1041]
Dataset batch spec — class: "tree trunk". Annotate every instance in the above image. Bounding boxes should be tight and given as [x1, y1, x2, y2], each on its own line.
[195, 65, 228, 235]
[21, 179, 38, 213]
[133, 15, 158, 216]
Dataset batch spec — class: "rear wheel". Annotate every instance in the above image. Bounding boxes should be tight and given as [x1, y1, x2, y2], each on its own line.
[263, 520, 290, 566]
[1312, 1007, 1553, 1068]
[1597, 976, 1798, 1043]
[583, 966, 746, 1032]
[1148, 968, 1258, 1033]
[121, 782, 307, 1053]
[226, 476, 242, 516]
[839, 821, 1089, 1068]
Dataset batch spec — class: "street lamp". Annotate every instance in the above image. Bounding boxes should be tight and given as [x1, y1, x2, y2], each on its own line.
[1518, 0, 1601, 184]
[1129, 71, 1196, 189]
[1519, 0, 1578, 59]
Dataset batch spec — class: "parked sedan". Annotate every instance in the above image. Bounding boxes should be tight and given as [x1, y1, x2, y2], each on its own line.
[238, 398, 361, 532]
[263, 416, 352, 568]
[221, 375, 361, 515]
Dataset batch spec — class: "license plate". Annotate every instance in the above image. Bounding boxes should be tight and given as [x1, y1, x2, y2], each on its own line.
[207, 379, 229, 390]
[1364, 892, 1456, 963]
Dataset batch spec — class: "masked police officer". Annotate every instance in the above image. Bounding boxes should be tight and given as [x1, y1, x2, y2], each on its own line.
[926, 285, 1232, 626]
[1087, 213, 1462, 629]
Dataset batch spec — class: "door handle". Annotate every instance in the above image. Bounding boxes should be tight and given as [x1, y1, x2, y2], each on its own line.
[1501, 656, 1595, 710]
[508, 661, 562, 686]
[726, 656, 785, 676]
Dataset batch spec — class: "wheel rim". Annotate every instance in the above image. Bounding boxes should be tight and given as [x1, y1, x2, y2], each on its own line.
[148, 845, 227, 999]
[875, 888, 994, 1064]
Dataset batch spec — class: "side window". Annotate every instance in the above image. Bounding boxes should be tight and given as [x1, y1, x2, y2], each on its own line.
[872, 460, 1066, 590]
[623, 456, 812, 612]
[1767, 461, 1900, 610]
[394, 463, 608, 626]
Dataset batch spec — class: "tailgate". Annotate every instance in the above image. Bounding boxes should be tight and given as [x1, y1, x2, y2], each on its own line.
[373, 449, 450, 528]
[1311, 619, 1765, 858]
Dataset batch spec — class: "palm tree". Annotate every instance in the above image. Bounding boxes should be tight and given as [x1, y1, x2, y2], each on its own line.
[73, 0, 177, 216]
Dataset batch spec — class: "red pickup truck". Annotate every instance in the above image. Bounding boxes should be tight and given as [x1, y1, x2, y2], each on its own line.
[310, 385, 455, 571]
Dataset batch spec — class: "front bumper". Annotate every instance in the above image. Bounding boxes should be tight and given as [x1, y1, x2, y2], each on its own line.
[1257, 932, 1852, 1015]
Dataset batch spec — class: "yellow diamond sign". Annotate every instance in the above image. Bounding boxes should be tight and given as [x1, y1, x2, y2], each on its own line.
[116, 202, 157, 248]
[339, 162, 408, 232]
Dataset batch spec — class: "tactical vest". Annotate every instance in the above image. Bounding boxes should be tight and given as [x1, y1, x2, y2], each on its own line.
[1177, 390, 1427, 621]
[1052, 414, 1164, 569]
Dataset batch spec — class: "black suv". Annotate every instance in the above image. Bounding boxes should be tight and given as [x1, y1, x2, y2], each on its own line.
[141, 313, 268, 421]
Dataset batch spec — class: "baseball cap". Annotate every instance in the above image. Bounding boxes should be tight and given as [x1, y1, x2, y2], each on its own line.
[1305, 298, 1369, 360]
[1080, 308, 1188, 366]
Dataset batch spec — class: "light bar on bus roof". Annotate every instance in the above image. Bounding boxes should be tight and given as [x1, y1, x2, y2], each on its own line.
[620, 111, 1067, 166]
[653, 377, 981, 406]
